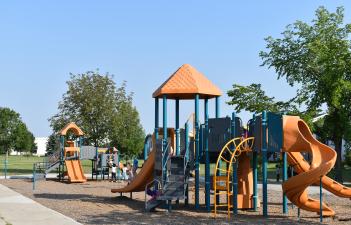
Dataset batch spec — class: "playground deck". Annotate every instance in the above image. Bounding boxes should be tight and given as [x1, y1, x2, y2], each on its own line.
[0, 179, 350, 224]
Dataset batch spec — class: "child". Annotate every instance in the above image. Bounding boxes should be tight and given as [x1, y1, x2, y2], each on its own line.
[276, 165, 281, 182]
[146, 186, 159, 201]
[122, 164, 128, 180]
[127, 162, 134, 182]
[111, 163, 117, 182]
[133, 158, 138, 175]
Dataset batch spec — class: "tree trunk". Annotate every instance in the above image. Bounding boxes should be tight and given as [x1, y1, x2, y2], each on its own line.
[334, 137, 343, 183]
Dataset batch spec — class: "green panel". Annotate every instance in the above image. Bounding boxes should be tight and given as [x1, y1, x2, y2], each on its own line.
[267, 112, 283, 152]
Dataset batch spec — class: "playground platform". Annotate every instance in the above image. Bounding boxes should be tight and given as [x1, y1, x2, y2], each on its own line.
[0, 183, 81, 225]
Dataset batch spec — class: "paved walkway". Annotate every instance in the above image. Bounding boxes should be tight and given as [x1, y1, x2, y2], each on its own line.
[0, 184, 81, 225]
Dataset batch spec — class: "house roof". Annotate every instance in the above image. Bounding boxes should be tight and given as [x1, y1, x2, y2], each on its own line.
[152, 64, 222, 99]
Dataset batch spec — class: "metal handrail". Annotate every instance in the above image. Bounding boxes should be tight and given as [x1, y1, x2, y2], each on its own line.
[162, 142, 170, 174]
[144, 179, 161, 210]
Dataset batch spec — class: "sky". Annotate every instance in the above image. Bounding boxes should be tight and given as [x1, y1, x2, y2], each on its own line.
[0, 1, 350, 137]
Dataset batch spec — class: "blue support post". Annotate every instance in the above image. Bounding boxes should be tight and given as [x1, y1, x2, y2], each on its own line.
[320, 176, 323, 222]
[298, 208, 300, 220]
[262, 111, 268, 217]
[215, 96, 220, 204]
[155, 97, 159, 140]
[175, 99, 180, 156]
[4, 151, 8, 179]
[231, 112, 238, 215]
[32, 163, 36, 190]
[60, 136, 65, 181]
[204, 98, 210, 211]
[185, 122, 189, 206]
[144, 141, 147, 161]
[163, 95, 170, 212]
[252, 114, 258, 211]
[95, 146, 98, 180]
[195, 94, 200, 209]
[117, 150, 120, 179]
[283, 151, 288, 214]
[162, 95, 168, 180]
[233, 162, 238, 215]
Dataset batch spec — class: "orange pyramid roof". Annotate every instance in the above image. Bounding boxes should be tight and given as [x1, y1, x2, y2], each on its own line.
[152, 64, 222, 99]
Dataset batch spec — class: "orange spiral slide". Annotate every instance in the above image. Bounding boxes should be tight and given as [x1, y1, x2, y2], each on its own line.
[282, 116, 337, 216]
[287, 151, 351, 199]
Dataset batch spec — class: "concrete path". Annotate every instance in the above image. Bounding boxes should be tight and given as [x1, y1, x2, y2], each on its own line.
[0, 184, 81, 225]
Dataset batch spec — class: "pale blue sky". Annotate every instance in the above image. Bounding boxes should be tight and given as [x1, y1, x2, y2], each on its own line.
[0, 1, 350, 137]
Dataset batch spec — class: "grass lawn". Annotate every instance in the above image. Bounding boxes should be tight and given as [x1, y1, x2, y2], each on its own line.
[1, 155, 350, 183]
[0, 155, 145, 176]
[0, 155, 45, 175]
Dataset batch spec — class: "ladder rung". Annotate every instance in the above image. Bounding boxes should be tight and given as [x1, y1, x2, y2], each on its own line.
[216, 168, 229, 173]
[220, 156, 230, 163]
[214, 192, 227, 195]
[225, 146, 233, 154]
[215, 204, 229, 207]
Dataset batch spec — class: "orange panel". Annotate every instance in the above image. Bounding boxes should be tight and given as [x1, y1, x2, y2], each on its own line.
[65, 160, 87, 183]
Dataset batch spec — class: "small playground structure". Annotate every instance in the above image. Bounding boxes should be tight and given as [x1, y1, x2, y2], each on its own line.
[111, 64, 351, 222]
[33, 122, 119, 186]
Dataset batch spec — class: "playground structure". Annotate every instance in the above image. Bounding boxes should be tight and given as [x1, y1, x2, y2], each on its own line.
[33, 122, 119, 185]
[110, 63, 351, 221]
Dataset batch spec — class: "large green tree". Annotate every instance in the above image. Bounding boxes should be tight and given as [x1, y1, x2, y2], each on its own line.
[228, 7, 351, 182]
[49, 70, 145, 156]
[0, 107, 36, 154]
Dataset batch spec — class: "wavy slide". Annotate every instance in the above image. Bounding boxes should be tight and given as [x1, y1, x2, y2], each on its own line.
[287, 151, 351, 199]
[282, 116, 337, 216]
[111, 150, 155, 193]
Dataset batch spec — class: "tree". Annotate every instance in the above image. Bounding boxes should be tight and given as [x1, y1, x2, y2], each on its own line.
[110, 100, 145, 158]
[0, 107, 36, 154]
[227, 84, 319, 127]
[13, 122, 36, 154]
[49, 70, 145, 157]
[228, 6, 351, 182]
[46, 133, 60, 155]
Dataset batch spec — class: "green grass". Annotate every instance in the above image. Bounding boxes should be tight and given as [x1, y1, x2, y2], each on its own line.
[0, 155, 146, 176]
[1, 155, 351, 183]
[0, 155, 45, 175]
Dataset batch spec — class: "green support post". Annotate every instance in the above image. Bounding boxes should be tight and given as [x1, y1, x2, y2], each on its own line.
[176, 98, 180, 205]
[185, 122, 189, 206]
[195, 94, 200, 209]
[283, 151, 288, 214]
[215, 96, 220, 204]
[204, 98, 210, 211]
[298, 207, 300, 220]
[33, 163, 36, 190]
[163, 95, 170, 212]
[4, 151, 8, 179]
[60, 136, 65, 181]
[175, 99, 180, 156]
[252, 113, 258, 211]
[231, 112, 238, 215]
[262, 111, 268, 217]
[155, 97, 159, 140]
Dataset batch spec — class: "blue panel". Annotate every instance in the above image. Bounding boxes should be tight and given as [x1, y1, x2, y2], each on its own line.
[267, 112, 283, 152]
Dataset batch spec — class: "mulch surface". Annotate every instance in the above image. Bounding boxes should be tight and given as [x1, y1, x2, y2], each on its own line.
[0, 178, 350, 224]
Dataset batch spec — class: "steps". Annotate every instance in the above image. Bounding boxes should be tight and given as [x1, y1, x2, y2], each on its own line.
[157, 156, 186, 201]
[145, 140, 191, 212]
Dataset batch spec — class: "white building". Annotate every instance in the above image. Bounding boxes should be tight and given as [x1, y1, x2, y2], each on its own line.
[34, 137, 49, 156]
